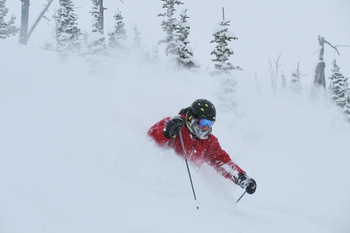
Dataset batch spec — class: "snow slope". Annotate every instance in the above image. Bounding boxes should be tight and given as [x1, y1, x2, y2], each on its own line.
[1, 40, 350, 233]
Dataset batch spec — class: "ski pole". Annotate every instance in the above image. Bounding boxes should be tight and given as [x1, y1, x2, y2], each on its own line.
[236, 191, 246, 203]
[179, 130, 199, 209]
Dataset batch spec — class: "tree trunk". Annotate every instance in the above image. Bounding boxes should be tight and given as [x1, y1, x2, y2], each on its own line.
[19, 0, 30, 45]
[314, 61, 326, 87]
[310, 36, 327, 97]
[99, 0, 104, 33]
[314, 36, 326, 88]
[26, 0, 53, 43]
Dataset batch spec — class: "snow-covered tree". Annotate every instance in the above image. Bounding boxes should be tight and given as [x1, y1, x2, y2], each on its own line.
[328, 60, 350, 110]
[54, 0, 81, 55]
[151, 45, 160, 62]
[132, 24, 141, 50]
[0, 0, 19, 39]
[216, 77, 238, 113]
[281, 72, 287, 90]
[132, 24, 151, 63]
[210, 19, 239, 73]
[174, 9, 198, 69]
[289, 72, 302, 94]
[89, 0, 106, 54]
[343, 96, 350, 122]
[108, 10, 127, 49]
[158, 0, 183, 56]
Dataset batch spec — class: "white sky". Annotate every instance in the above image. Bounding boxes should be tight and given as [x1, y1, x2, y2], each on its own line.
[5, 0, 350, 86]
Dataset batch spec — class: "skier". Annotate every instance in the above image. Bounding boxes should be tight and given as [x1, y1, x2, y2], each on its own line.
[148, 99, 257, 195]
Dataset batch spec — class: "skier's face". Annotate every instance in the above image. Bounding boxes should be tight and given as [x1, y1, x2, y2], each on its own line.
[198, 118, 214, 132]
[186, 112, 214, 139]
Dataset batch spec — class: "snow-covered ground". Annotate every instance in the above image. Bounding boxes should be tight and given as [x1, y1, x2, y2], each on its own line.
[1, 39, 350, 233]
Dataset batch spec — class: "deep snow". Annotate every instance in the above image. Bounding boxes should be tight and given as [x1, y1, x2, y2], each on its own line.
[1, 38, 350, 233]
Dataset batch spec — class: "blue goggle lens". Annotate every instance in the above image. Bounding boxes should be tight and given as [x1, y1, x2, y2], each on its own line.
[199, 118, 215, 127]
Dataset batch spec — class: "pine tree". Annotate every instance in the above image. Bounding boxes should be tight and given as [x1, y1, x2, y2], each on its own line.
[151, 45, 160, 62]
[328, 60, 349, 109]
[174, 9, 198, 69]
[343, 95, 350, 122]
[158, 0, 183, 56]
[54, 0, 81, 54]
[89, 0, 106, 54]
[289, 72, 302, 94]
[210, 19, 239, 73]
[132, 24, 141, 49]
[108, 10, 127, 49]
[132, 25, 152, 63]
[281, 72, 287, 90]
[0, 0, 19, 39]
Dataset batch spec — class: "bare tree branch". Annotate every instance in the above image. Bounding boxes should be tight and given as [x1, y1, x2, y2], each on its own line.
[324, 40, 340, 55]
[335, 45, 350, 48]
[268, 51, 282, 94]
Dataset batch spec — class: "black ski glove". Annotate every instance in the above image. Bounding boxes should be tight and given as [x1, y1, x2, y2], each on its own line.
[236, 173, 257, 194]
[163, 115, 185, 139]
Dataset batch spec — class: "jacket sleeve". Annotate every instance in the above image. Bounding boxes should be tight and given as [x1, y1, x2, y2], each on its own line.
[147, 117, 172, 146]
[205, 136, 245, 183]
[147, 110, 186, 146]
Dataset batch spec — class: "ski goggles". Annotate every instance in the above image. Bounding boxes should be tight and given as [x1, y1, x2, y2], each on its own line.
[198, 118, 215, 128]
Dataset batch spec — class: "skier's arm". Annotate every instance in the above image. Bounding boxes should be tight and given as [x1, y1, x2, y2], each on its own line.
[205, 136, 245, 182]
[205, 137, 257, 194]
[210, 151, 245, 183]
[147, 115, 185, 145]
[147, 117, 172, 146]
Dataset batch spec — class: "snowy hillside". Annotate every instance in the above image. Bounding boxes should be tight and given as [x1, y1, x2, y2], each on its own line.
[1, 39, 350, 233]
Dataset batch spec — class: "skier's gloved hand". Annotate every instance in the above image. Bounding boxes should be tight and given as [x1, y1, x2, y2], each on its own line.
[236, 173, 257, 194]
[163, 115, 185, 139]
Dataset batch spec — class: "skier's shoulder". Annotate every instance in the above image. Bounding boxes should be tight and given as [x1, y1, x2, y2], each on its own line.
[207, 133, 219, 143]
[202, 133, 222, 150]
[208, 133, 218, 140]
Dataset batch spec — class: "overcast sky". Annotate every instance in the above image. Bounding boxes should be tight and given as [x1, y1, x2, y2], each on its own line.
[6, 0, 350, 85]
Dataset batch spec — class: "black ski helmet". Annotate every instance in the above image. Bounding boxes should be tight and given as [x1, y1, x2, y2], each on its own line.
[185, 99, 216, 139]
[189, 99, 216, 121]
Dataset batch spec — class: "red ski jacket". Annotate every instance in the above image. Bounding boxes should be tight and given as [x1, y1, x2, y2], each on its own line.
[147, 114, 245, 184]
